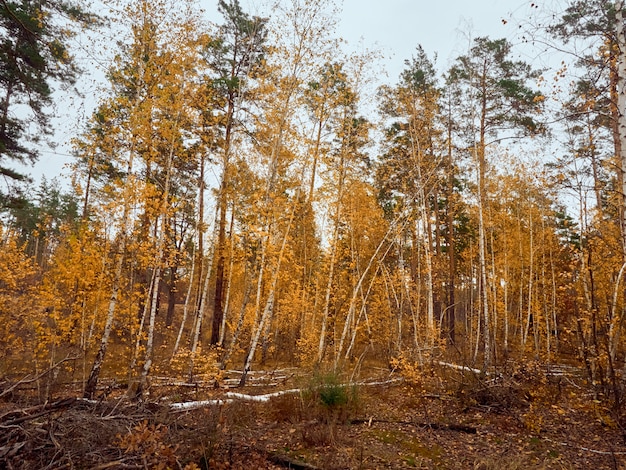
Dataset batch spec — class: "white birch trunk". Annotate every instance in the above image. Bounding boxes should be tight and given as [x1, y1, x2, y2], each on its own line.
[610, 0, 626, 369]
[239, 205, 297, 386]
[334, 219, 402, 369]
[83, 148, 136, 399]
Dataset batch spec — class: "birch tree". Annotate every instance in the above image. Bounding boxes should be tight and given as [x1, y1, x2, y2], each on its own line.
[448, 37, 544, 368]
[238, 0, 340, 385]
[79, 0, 203, 398]
[204, 0, 268, 346]
[376, 47, 444, 350]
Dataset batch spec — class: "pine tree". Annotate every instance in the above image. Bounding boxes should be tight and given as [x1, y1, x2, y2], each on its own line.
[448, 37, 544, 368]
[0, 0, 98, 204]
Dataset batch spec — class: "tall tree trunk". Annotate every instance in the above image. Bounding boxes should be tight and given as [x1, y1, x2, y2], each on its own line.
[83, 237, 125, 399]
[165, 265, 178, 327]
[477, 68, 491, 369]
[446, 111, 456, 344]
[476, 147, 490, 368]
[136, 122, 178, 398]
[83, 147, 136, 399]
[239, 203, 297, 386]
[211, 96, 234, 345]
[317, 154, 345, 364]
[609, 0, 626, 397]
[188, 223, 217, 381]
[219, 209, 236, 346]
[616, 0, 626, 256]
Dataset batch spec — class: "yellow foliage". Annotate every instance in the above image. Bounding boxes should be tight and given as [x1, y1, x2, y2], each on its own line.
[0, 231, 41, 373]
[167, 347, 222, 383]
[389, 352, 422, 386]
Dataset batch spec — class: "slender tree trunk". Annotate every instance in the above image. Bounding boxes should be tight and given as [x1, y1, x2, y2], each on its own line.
[81, 153, 95, 221]
[420, 197, 436, 341]
[130, 267, 156, 373]
[136, 118, 179, 397]
[616, 0, 626, 256]
[219, 209, 236, 346]
[610, 0, 626, 396]
[83, 240, 125, 399]
[188, 226, 217, 380]
[211, 196, 227, 345]
[477, 152, 490, 368]
[345, 257, 387, 360]
[172, 237, 197, 358]
[165, 265, 178, 327]
[503, 263, 509, 357]
[334, 220, 400, 370]
[477, 63, 491, 369]
[173, 154, 207, 357]
[317, 154, 345, 364]
[446, 110, 456, 344]
[523, 213, 534, 349]
[221, 279, 252, 368]
[239, 203, 297, 386]
[211, 100, 234, 345]
[84, 147, 136, 399]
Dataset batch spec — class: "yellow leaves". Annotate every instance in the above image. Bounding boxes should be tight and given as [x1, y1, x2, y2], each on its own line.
[389, 353, 422, 386]
[168, 347, 221, 382]
[0, 236, 36, 292]
[0, 231, 42, 372]
[522, 402, 543, 434]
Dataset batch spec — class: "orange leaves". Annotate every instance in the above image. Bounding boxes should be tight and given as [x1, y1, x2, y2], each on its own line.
[0, 235, 36, 292]
[118, 420, 178, 470]
[0, 231, 42, 372]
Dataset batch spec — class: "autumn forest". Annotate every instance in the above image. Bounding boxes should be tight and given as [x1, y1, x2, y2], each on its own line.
[2, 0, 626, 468]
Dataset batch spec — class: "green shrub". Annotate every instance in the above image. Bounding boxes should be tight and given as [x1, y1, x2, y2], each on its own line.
[301, 371, 359, 423]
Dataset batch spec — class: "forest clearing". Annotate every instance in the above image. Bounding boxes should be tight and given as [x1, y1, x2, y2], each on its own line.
[1, 351, 626, 468]
[2, 0, 626, 467]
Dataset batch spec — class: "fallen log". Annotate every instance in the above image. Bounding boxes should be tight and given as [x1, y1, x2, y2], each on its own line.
[169, 378, 403, 411]
[268, 452, 320, 470]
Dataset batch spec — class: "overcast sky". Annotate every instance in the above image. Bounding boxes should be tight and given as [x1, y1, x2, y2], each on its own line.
[29, 0, 540, 183]
[234, 0, 534, 79]
[339, 0, 527, 77]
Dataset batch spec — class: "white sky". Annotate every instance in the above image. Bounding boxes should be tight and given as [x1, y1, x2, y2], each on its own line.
[339, 0, 526, 77]
[27, 0, 541, 184]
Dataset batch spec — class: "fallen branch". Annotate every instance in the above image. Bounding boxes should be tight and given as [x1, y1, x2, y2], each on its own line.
[0, 356, 79, 398]
[170, 399, 233, 411]
[169, 378, 403, 410]
[437, 361, 485, 376]
[0, 398, 76, 426]
[268, 452, 320, 470]
[225, 389, 301, 403]
[544, 437, 626, 456]
[349, 418, 477, 434]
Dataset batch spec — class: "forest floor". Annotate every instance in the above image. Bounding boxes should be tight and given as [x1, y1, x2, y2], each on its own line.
[1, 360, 626, 469]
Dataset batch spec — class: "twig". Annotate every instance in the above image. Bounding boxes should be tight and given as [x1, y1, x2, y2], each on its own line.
[349, 418, 477, 434]
[1, 398, 76, 426]
[91, 458, 133, 469]
[543, 437, 626, 455]
[0, 356, 79, 398]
